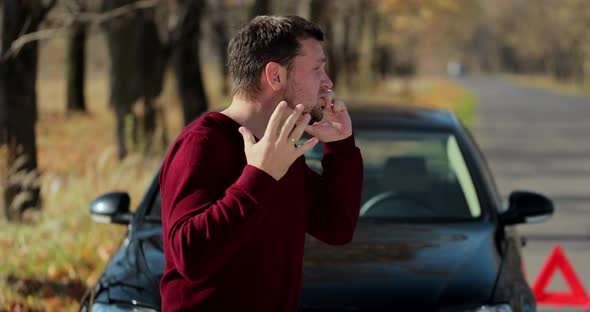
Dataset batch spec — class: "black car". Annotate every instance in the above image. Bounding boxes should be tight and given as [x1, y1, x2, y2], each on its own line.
[80, 106, 553, 312]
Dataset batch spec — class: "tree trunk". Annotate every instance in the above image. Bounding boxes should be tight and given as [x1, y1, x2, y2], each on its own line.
[369, 10, 395, 80]
[136, 12, 167, 152]
[210, 12, 230, 96]
[355, 1, 377, 88]
[309, 0, 339, 86]
[175, 34, 208, 125]
[142, 96, 156, 153]
[102, 0, 142, 159]
[66, 22, 87, 113]
[0, 0, 53, 221]
[174, 0, 208, 125]
[342, 9, 360, 88]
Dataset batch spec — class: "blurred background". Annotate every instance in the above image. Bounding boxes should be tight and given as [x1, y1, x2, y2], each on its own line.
[1, 0, 589, 311]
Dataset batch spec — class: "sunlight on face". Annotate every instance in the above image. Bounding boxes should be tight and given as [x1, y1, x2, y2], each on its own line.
[283, 38, 333, 124]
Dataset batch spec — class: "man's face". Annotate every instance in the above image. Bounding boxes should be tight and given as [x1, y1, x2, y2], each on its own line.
[282, 38, 333, 124]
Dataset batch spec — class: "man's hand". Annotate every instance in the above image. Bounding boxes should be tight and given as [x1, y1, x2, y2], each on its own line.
[305, 99, 352, 143]
[239, 101, 319, 181]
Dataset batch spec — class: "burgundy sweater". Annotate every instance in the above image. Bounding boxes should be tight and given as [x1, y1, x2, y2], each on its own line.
[159, 112, 363, 311]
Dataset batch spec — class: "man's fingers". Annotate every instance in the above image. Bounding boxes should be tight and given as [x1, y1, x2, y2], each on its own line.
[289, 113, 311, 143]
[280, 104, 304, 141]
[296, 137, 319, 157]
[239, 127, 256, 148]
[331, 99, 346, 113]
[304, 123, 321, 139]
[265, 101, 288, 138]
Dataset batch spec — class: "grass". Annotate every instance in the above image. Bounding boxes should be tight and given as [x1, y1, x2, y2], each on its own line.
[411, 78, 478, 127]
[0, 33, 477, 311]
[0, 111, 162, 311]
[0, 35, 169, 311]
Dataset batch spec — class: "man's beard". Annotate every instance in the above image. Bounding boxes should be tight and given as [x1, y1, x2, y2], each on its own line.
[283, 87, 323, 125]
[308, 105, 323, 124]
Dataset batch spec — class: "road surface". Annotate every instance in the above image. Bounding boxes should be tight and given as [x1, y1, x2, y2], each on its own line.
[459, 76, 590, 312]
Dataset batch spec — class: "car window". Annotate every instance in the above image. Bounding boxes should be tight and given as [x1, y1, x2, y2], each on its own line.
[306, 129, 482, 221]
[462, 126, 504, 212]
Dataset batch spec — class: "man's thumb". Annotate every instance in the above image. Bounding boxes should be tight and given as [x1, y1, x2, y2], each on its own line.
[239, 127, 255, 147]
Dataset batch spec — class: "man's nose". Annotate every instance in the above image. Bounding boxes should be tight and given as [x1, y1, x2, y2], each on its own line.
[321, 71, 333, 89]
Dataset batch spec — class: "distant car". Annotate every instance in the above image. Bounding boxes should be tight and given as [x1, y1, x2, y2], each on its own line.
[79, 107, 553, 312]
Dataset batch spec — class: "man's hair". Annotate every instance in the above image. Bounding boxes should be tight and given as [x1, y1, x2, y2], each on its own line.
[228, 15, 324, 98]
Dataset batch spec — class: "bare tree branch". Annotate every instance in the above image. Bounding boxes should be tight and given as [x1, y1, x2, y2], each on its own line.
[64, 0, 84, 14]
[3, 0, 161, 59]
[76, 0, 160, 24]
[39, 0, 58, 23]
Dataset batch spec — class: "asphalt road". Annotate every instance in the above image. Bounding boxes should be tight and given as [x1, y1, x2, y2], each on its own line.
[459, 76, 590, 311]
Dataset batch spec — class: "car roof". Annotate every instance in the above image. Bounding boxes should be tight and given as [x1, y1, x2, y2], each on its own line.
[347, 105, 461, 131]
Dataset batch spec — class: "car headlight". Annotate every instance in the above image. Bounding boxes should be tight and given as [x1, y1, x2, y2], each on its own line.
[464, 304, 512, 312]
[89, 302, 159, 312]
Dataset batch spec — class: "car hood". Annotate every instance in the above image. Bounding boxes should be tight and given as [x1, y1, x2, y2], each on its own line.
[301, 220, 500, 311]
[94, 223, 164, 309]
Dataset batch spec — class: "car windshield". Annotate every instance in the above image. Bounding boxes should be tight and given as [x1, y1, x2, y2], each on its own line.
[146, 129, 482, 222]
[306, 129, 482, 222]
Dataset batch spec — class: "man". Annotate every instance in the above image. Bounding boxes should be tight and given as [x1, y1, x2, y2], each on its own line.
[159, 15, 363, 311]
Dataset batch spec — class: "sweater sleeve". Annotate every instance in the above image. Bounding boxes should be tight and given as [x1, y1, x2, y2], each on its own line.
[159, 130, 278, 281]
[304, 134, 364, 245]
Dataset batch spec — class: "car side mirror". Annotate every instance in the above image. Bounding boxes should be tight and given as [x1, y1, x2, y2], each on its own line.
[89, 192, 133, 225]
[500, 191, 553, 225]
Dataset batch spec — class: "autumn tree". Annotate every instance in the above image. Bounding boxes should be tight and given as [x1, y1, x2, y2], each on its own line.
[173, 0, 209, 126]
[101, 0, 208, 157]
[102, 0, 146, 159]
[469, 0, 590, 83]
[0, 0, 56, 221]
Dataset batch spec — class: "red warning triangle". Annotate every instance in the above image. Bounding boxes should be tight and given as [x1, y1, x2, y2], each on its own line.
[532, 245, 590, 308]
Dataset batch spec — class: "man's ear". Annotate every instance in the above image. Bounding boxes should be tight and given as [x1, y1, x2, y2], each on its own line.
[264, 62, 287, 91]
